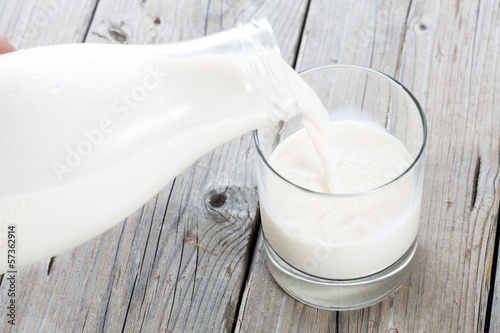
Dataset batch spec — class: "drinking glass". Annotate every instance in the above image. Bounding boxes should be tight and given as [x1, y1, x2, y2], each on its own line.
[254, 65, 427, 310]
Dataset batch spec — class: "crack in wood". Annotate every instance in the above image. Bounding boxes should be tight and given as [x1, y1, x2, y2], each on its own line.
[82, 0, 101, 42]
[121, 274, 139, 333]
[151, 180, 176, 269]
[81, 309, 90, 332]
[367, 3, 379, 68]
[231, 217, 261, 333]
[394, 0, 413, 77]
[223, 299, 235, 333]
[204, 0, 212, 36]
[102, 287, 113, 332]
[165, 238, 185, 330]
[484, 212, 500, 332]
[192, 227, 199, 306]
[292, 0, 312, 69]
[99, 223, 127, 332]
[471, 156, 481, 209]
[47, 256, 55, 275]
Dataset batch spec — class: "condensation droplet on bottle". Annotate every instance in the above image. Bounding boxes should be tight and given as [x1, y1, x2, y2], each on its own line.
[21, 201, 28, 209]
[244, 81, 254, 92]
[29, 74, 40, 87]
[9, 87, 19, 96]
[9, 211, 16, 216]
[51, 85, 62, 93]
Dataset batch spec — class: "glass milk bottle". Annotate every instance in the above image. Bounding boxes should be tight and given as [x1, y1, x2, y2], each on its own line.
[0, 19, 301, 273]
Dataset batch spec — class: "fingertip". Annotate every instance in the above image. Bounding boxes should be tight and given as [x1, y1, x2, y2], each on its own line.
[0, 34, 17, 54]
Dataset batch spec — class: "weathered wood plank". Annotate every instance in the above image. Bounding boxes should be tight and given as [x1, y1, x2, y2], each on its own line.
[0, 0, 310, 332]
[237, 0, 500, 332]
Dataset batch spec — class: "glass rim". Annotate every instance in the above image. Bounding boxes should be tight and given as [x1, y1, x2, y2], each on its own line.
[253, 64, 428, 198]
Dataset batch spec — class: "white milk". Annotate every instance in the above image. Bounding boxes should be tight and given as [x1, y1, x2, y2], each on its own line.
[0, 33, 419, 279]
[0, 42, 312, 273]
[301, 105, 339, 193]
[260, 120, 420, 279]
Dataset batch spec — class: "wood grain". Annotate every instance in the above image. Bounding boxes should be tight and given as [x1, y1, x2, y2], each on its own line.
[0, 0, 310, 332]
[236, 0, 500, 332]
[0, 0, 499, 332]
[0, 0, 99, 48]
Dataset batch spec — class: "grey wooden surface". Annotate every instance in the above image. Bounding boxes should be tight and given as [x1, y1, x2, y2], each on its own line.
[0, 0, 499, 332]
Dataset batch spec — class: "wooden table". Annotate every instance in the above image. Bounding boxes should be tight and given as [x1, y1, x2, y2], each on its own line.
[1, 0, 499, 332]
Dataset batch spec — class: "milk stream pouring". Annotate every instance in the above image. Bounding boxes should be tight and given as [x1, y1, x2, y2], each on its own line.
[0, 20, 317, 273]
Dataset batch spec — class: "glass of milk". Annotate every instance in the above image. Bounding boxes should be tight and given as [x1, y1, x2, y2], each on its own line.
[254, 65, 427, 310]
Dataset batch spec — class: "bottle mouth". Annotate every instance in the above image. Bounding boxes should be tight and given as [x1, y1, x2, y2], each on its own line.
[238, 19, 281, 55]
[238, 19, 300, 122]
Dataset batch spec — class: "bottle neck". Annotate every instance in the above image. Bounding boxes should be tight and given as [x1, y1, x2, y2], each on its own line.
[156, 19, 301, 123]
[238, 19, 301, 122]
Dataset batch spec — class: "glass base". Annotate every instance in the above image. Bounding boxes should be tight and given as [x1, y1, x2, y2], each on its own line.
[263, 238, 418, 311]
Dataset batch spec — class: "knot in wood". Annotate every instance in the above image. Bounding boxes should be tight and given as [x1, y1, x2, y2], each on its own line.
[204, 185, 258, 228]
[109, 27, 128, 43]
[419, 23, 428, 31]
[208, 192, 227, 208]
